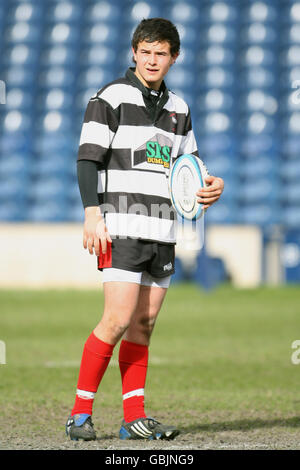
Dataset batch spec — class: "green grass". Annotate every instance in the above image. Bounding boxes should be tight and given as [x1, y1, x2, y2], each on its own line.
[1, 284, 300, 446]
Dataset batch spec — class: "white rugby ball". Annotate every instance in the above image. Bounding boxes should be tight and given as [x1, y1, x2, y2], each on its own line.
[169, 154, 208, 220]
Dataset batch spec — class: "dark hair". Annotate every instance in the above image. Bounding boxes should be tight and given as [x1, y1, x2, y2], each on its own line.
[131, 18, 180, 58]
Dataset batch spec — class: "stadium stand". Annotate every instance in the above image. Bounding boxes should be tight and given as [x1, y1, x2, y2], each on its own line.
[0, 0, 299, 231]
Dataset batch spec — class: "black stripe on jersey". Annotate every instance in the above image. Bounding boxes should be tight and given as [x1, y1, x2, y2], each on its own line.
[99, 192, 176, 220]
[110, 102, 190, 135]
[83, 97, 119, 133]
[78, 143, 109, 164]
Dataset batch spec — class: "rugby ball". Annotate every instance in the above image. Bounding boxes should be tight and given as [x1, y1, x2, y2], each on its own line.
[169, 154, 208, 220]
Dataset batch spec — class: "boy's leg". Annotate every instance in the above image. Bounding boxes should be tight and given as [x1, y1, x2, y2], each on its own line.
[118, 276, 179, 439]
[66, 280, 141, 440]
[119, 284, 168, 423]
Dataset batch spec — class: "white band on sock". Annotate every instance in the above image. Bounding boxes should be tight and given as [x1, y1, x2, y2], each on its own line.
[76, 389, 95, 400]
[123, 388, 144, 401]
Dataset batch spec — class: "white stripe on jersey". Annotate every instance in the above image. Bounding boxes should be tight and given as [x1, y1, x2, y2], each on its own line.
[178, 129, 198, 156]
[79, 121, 115, 148]
[99, 170, 170, 198]
[163, 92, 189, 114]
[104, 212, 176, 243]
[100, 83, 144, 109]
[110, 125, 180, 151]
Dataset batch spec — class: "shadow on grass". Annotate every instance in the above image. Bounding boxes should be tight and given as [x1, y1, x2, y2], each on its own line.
[181, 416, 300, 434]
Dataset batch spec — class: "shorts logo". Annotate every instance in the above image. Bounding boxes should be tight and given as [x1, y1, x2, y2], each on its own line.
[163, 262, 173, 271]
[134, 133, 173, 169]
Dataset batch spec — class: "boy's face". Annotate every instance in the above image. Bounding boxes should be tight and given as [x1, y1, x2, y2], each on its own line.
[132, 40, 178, 90]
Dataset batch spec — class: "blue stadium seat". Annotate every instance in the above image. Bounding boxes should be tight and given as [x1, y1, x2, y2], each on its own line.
[165, 66, 195, 89]
[281, 206, 300, 229]
[34, 133, 77, 156]
[82, 23, 119, 45]
[281, 1, 300, 25]
[238, 155, 276, 179]
[280, 112, 300, 134]
[281, 136, 300, 159]
[281, 24, 300, 45]
[0, 153, 31, 179]
[2, 65, 37, 88]
[200, 24, 237, 45]
[4, 22, 41, 44]
[1, 110, 31, 133]
[84, 1, 122, 24]
[79, 45, 116, 67]
[238, 66, 276, 89]
[6, 2, 43, 23]
[30, 155, 75, 179]
[5, 88, 34, 110]
[280, 160, 300, 180]
[45, 1, 83, 23]
[27, 200, 69, 222]
[281, 184, 300, 204]
[41, 45, 78, 66]
[197, 89, 234, 112]
[164, 1, 200, 24]
[238, 90, 278, 115]
[240, 23, 277, 46]
[238, 176, 279, 204]
[0, 201, 28, 222]
[238, 203, 280, 226]
[240, 134, 278, 157]
[0, 175, 29, 202]
[76, 67, 115, 92]
[28, 176, 67, 202]
[35, 111, 72, 135]
[201, 2, 238, 24]
[43, 23, 80, 45]
[197, 67, 235, 90]
[280, 45, 300, 67]
[36, 89, 73, 112]
[240, 1, 278, 23]
[3, 44, 39, 67]
[239, 46, 276, 68]
[173, 24, 197, 45]
[68, 203, 85, 222]
[198, 46, 235, 67]
[196, 111, 232, 135]
[124, 1, 161, 24]
[205, 201, 239, 224]
[278, 90, 300, 113]
[38, 66, 76, 89]
[238, 112, 276, 134]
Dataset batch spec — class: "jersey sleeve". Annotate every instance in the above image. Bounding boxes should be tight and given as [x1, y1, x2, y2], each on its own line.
[178, 107, 210, 175]
[77, 95, 119, 164]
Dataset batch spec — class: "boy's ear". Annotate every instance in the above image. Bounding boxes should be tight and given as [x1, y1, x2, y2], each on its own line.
[132, 47, 137, 61]
[171, 52, 179, 65]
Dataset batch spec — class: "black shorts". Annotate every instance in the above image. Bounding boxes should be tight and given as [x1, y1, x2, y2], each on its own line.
[97, 238, 175, 278]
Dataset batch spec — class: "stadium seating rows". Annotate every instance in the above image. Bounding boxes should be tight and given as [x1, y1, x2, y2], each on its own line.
[0, 0, 300, 228]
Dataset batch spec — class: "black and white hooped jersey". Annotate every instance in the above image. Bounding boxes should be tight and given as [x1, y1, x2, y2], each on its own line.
[77, 68, 208, 244]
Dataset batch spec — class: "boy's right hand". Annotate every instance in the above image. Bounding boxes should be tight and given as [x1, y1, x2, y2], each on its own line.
[83, 206, 112, 256]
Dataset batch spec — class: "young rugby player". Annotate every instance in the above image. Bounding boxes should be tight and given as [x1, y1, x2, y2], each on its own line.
[66, 18, 224, 441]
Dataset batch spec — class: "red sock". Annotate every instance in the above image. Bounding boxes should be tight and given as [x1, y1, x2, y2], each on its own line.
[119, 339, 149, 423]
[71, 332, 114, 416]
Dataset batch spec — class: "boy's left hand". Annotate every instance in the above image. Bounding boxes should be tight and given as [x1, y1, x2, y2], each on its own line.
[196, 175, 224, 210]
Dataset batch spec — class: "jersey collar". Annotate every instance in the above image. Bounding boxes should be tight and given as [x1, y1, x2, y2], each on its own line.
[125, 67, 168, 100]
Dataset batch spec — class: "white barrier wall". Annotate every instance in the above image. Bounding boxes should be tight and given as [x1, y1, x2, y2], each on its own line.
[0, 224, 102, 288]
[0, 223, 262, 288]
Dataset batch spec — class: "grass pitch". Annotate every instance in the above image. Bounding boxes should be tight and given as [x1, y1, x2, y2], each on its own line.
[0, 283, 300, 450]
